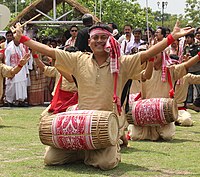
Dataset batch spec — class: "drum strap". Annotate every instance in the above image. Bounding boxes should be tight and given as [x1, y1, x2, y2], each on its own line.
[113, 72, 122, 115]
[167, 68, 174, 98]
[48, 76, 78, 114]
[121, 79, 132, 113]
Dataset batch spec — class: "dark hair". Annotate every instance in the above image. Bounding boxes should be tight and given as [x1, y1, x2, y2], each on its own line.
[157, 26, 166, 37]
[139, 41, 148, 46]
[42, 37, 51, 45]
[166, 27, 171, 33]
[195, 31, 200, 36]
[63, 30, 71, 40]
[65, 46, 79, 52]
[108, 22, 118, 30]
[51, 39, 57, 44]
[123, 24, 132, 30]
[89, 23, 112, 34]
[133, 28, 142, 34]
[69, 25, 78, 31]
[144, 27, 153, 33]
[185, 33, 195, 38]
[6, 30, 13, 36]
[82, 14, 93, 26]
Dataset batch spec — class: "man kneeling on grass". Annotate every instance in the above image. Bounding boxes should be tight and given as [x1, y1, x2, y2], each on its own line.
[13, 21, 194, 170]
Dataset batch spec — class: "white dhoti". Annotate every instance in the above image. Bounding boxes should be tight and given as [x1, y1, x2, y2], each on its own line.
[128, 122, 176, 141]
[176, 109, 193, 126]
[15, 80, 27, 101]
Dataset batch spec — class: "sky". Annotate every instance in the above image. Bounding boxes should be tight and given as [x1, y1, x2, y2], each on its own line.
[136, 0, 186, 15]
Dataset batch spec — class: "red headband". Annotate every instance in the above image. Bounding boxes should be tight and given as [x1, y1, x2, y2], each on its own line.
[89, 28, 111, 38]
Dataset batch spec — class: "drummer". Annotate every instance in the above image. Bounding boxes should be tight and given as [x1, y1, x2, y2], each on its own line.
[31, 47, 78, 117]
[13, 22, 193, 170]
[129, 44, 200, 141]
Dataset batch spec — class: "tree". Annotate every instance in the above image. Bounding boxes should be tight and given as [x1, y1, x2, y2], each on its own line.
[185, 0, 200, 27]
[78, 0, 156, 31]
[2, 0, 157, 36]
[152, 11, 188, 30]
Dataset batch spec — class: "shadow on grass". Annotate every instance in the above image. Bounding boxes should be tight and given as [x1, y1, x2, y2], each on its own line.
[121, 146, 168, 156]
[170, 138, 200, 143]
[0, 125, 26, 129]
[43, 161, 149, 176]
[127, 137, 200, 144]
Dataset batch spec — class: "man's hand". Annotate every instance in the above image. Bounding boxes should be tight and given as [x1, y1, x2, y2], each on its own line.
[10, 22, 23, 42]
[171, 21, 195, 40]
[19, 53, 30, 66]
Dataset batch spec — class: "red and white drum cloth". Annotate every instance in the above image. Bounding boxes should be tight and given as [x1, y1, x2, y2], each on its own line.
[51, 110, 97, 150]
[131, 98, 170, 126]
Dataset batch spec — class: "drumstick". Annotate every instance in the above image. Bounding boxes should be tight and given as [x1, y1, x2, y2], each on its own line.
[11, 14, 41, 33]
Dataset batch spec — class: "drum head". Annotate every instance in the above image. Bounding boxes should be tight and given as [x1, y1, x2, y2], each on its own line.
[0, 5, 10, 31]
[108, 113, 119, 145]
[171, 99, 178, 121]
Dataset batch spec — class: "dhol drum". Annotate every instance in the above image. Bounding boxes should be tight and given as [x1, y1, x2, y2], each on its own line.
[126, 98, 178, 126]
[39, 110, 119, 150]
[67, 104, 125, 129]
[66, 104, 78, 111]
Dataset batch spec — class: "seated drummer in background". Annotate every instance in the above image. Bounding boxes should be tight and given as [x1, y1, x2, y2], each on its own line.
[14, 21, 194, 170]
[129, 39, 200, 141]
[174, 54, 200, 126]
[31, 46, 78, 118]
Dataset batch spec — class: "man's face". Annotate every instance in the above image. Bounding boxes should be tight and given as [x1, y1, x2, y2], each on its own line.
[70, 27, 78, 37]
[144, 30, 152, 38]
[171, 40, 179, 48]
[155, 29, 163, 41]
[124, 26, 132, 37]
[51, 41, 57, 48]
[6, 33, 13, 43]
[185, 36, 194, 45]
[134, 32, 141, 41]
[88, 33, 109, 54]
[195, 34, 200, 42]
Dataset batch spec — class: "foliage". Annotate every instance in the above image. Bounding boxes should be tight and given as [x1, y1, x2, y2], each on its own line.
[185, 0, 200, 27]
[1, 0, 157, 35]
[0, 0, 196, 36]
[1, 107, 200, 176]
[153, 11, 188, 31]
[79, 0, 156, 31]
[0, 0, 31, 14]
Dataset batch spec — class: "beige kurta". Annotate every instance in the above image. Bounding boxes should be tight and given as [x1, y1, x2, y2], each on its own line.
[129, 63, 187, 141]
[54, 51, 142, 111]
[43, 50, 143, 170]
[43, 66, 77, 95]
[174, 73, 200, 126]
[0, 64, 14, 100]
[175, 73, 200, 107]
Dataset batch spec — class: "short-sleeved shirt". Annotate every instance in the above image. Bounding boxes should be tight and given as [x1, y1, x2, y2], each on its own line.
[0, 64, 13, 98]
[54, 50, 142, 111]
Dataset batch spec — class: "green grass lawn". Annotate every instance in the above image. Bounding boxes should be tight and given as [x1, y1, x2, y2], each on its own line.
[0, 107, 200, 177]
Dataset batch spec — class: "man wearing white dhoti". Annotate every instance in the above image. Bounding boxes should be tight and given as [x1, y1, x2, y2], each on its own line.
[4, 39, 29, 106]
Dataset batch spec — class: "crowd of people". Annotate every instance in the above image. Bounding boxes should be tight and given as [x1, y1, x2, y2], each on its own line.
[1, 13, 200, 170]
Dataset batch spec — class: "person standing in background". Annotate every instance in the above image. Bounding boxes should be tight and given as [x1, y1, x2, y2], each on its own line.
[75, 14, 94, 52]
